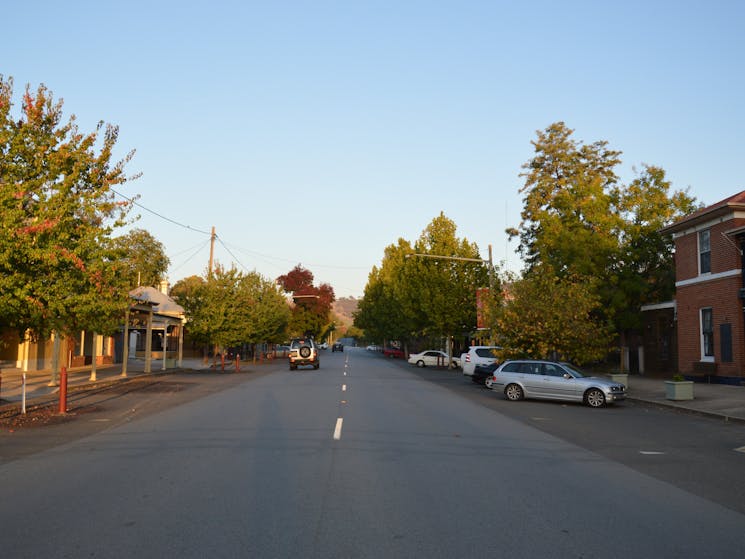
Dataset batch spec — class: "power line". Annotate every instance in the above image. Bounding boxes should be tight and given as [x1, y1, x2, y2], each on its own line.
[111, 188, 212, 235]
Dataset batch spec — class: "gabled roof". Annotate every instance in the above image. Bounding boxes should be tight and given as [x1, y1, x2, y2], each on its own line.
[661, 190, 745, 235]
[129, 286, 184, 317]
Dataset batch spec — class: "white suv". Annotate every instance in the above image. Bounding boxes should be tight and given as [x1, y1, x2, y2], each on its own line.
[460, 346, 500, 377]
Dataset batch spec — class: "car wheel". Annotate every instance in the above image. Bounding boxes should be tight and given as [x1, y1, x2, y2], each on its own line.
[416, 360, 425, 368]
[289, 365, 296, 371]
[505, 384, 523, 401]
[314, 363, 320, 370]
[585, 388, 606, 408]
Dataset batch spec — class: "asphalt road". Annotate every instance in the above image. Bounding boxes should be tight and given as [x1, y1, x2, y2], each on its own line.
[1, 349, 745, 558]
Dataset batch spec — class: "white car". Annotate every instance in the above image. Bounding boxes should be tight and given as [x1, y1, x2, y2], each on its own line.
[408, 350, 460, 368]
[461, 346, 500, 377]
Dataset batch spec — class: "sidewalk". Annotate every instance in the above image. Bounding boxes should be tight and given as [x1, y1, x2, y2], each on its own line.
[0, 356, 271, 410]
[617, 373, 745, 423]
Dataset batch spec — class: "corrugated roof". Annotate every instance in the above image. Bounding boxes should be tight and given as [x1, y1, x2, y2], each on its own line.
[129, 286, 184, 316]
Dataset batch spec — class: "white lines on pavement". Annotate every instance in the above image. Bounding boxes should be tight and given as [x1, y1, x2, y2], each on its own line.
[734, 446, 745, 454]
[333, 418, 344, 440]
[342, 384, 347, 391]
[639, 451, 666, 455]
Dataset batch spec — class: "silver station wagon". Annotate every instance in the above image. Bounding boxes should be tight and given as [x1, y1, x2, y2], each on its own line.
[488, 360, 626, 408]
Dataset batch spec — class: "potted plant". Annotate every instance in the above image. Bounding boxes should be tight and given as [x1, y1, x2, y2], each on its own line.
[665, 374, 694, 401]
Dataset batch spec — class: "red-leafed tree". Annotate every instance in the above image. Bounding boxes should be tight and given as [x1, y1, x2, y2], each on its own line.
[277, 265, 335, 339]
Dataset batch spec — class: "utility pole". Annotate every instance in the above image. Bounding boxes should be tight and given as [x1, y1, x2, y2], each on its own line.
[208, 226, 216, 278]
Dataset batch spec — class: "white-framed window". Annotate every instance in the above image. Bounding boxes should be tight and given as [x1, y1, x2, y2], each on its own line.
[698, 229, 711, 274]
[700, 307, 714, 361]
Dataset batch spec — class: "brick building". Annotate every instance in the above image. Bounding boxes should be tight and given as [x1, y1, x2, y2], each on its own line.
[661, 191, 745, 383]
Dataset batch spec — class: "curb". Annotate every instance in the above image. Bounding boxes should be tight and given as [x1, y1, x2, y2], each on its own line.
[626, 395, 745, 425]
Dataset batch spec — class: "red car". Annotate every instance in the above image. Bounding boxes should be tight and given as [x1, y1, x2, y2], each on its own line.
[383, 347, 405, 359]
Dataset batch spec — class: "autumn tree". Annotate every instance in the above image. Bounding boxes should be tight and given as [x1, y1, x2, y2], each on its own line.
[0, 76, 138, 340]
[277, 265, 335, 339]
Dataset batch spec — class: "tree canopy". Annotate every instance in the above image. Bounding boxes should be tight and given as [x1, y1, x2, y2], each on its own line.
[277, 265, 335, 339]
[355, 214, 494, 352]
[112, 228, 170, 289]
[0, 76, 138, 338]
[508, 122, 698, 338]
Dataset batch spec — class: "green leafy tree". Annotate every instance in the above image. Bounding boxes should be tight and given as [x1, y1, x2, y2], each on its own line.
[610, 165, 699, 331]
[113, 228, 170, 289]
[0, 76, 137, 339]
[180, 267, 290, 356]
[356, 215, 494, 362]
[403, 213, 491, 358]
[493, 265, 613, 364]
[508, 121, 622, 277]
[508, 122, 698, 345]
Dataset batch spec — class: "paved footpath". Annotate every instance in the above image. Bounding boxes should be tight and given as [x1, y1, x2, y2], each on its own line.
[2, 355, 745, 423]
[0, 356, 279, 416]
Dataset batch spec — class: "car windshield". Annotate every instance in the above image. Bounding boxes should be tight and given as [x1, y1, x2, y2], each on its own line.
[561, 363, 587, 378]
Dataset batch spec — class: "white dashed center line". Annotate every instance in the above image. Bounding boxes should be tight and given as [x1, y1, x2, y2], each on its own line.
[333, 418, 344, 440]
[342, 384, 347, 391]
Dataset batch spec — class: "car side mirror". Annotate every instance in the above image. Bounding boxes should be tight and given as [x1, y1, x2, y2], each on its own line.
[563, 373, 571, 379]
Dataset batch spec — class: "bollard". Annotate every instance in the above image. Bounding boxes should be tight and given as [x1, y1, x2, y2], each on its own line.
[22, 373, 27, 414]
[235, 355, 240, 372]
[59, 366, 68, 414]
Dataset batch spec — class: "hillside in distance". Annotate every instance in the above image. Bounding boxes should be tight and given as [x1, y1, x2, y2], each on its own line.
[332, 297, 358, 327]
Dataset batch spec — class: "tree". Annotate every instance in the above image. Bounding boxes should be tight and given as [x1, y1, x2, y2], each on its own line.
[508, 121, 622, 277]
[508, 122, 698, 343]
[403, 213, 491, 355]
[609, 165, 699, 332]
[355, 214, 494, 361]
[112, 228, 170, 289]
[492, 265, 613, 364]
[182, 266, 290, 356]
[0, 76, 138, 339]
[277, 265, 335, 339]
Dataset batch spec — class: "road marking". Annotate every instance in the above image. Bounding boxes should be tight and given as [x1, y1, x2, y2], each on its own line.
[734, 446, 745, 454]
[344, 371, 347, 376]
[91, 419, 111, 422]
[333, 418, 343, 440]
[639, 451, 666, 455]
[342, 384, 347, 391]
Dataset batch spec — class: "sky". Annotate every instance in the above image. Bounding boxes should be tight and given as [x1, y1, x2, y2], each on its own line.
[4, 1, 744, 298]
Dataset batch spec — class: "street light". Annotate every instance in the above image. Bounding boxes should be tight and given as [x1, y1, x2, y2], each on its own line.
[406, 244, 494, 289]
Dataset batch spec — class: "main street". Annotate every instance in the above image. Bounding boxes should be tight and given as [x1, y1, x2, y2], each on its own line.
[2, 349, 745, 558]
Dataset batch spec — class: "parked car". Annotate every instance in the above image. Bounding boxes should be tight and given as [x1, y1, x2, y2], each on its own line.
[289, 338, 320, 370]
[472, 362, 499, 385]
[408, 350, 459, 368]
[366, 344, 380, 351]
[332, 342, 344, 352]
[318, 342, 329, 350]
[488, 360, 626, 407]
[383, 347, 405, 358]
[461, 346, 500, 377]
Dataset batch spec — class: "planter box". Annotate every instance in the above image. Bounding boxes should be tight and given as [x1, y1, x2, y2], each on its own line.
[665, 380, 694, 401]
[608, 373, 628, 386]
